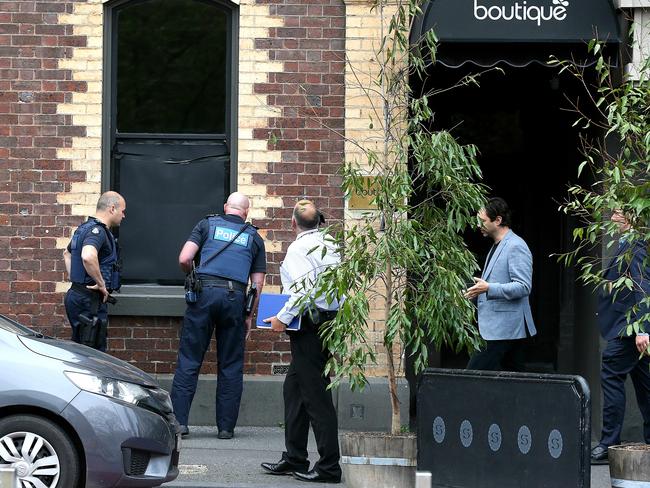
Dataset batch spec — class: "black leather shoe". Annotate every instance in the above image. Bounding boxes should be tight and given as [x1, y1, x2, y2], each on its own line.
[293, 469, 341, 483]
[179, 425, 189, 437]
[591, 445, 609, 464]
[261, 459, 305, 476]
[217, 430, 233, 439]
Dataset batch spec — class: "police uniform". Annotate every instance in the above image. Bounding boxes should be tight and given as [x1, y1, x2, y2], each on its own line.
[64, 217, 120, 352]
[171, 214, 266, 433]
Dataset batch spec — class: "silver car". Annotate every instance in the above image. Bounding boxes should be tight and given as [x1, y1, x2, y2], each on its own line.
[0, 314, 180, 487]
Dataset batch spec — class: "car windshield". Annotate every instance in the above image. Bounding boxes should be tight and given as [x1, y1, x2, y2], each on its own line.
[0, 315, 43, 337]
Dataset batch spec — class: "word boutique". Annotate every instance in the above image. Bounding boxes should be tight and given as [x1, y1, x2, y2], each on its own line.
[474, 0, 569, 27]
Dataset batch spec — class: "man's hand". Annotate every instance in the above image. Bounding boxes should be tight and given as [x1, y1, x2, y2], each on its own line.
[263, 316, 287, 332]
[87, 283, 109, 303]
[464, 277, 489, 300]
[635, 334, 650, 355]
[244, 316, 253, 340]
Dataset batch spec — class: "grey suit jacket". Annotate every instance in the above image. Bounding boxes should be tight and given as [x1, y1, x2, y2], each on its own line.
[477, 230, 537, 340]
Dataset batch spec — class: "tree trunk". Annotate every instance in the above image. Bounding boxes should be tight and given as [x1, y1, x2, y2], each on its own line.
[385, 259, 401, 435]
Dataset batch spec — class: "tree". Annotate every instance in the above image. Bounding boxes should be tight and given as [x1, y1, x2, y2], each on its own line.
[553, 35, 650, 345]
[301, 0, 488, 435]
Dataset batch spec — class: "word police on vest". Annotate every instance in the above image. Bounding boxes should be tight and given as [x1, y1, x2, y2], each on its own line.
[474, 0, 569, 27]
[213, 227, 250, 247]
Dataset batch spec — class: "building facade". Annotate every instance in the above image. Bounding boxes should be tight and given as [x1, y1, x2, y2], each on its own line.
[1, 0, 649, 431]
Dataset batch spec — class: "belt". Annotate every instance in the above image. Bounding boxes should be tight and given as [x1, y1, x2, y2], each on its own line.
[199, 277, 246, 292]
[302, 309, 338, 326]
[71, 283, 102, 295]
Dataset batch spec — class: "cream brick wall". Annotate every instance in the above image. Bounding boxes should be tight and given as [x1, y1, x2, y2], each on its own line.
[344, 0, 405, 378]
[238, 0, 283, 221]
[56, 1, 104, 220]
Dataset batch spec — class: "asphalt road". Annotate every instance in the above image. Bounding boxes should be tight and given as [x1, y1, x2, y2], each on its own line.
[160, 426, 613, 488]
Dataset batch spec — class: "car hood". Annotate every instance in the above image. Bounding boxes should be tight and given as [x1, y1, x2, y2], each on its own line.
[18, 335, 159, 388]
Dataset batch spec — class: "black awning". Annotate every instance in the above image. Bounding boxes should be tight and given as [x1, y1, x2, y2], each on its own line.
[411, 0, 621, 67]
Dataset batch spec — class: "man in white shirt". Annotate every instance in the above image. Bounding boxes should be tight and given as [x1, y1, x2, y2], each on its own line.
[260, 199, 342, 484]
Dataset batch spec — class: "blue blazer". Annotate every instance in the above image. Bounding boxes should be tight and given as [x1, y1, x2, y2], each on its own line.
[477, 230, 537, 340]
[597, 240, 650, 341]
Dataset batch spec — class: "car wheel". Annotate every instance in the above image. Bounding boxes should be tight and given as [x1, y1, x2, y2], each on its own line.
[0, 414, 80, 488]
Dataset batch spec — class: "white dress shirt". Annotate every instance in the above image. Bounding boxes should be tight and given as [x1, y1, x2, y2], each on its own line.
[277, 228, 340, 325]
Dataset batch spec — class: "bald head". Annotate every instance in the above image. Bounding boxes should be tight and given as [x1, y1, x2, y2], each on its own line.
[96, 191, 124, 212]
[293, 199, 320, 231]
[96, 191, 126, 227]
[224, 192, 250, 219]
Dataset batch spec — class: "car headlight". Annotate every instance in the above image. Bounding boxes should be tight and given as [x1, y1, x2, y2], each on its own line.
[65, 371, 173, 415]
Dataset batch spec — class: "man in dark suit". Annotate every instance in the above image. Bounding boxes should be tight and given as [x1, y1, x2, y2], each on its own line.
[591, 209, 650, 464]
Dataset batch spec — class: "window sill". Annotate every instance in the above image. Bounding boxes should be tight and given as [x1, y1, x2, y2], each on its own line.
[108, 285, 186, 317]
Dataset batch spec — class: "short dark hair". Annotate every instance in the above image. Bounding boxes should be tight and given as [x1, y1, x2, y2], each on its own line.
[293, 200, 320, 230]
[484, 197, 511, 227]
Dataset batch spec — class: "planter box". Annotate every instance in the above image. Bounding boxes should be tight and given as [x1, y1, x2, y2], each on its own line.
[609, 443, 650, 487]
[341, 432, 416, 488]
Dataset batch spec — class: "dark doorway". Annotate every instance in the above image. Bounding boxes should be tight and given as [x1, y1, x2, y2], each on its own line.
[104, 0, 237, 285]
[412, 62, 601, 373]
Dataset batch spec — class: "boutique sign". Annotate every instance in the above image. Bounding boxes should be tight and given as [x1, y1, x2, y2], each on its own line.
[474, 0, 570, 27]
[414, 0, 620, 43]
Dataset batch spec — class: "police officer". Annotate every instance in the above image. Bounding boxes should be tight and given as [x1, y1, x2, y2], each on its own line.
[63, 191, 125, 351]
[171, 192, 266, 439]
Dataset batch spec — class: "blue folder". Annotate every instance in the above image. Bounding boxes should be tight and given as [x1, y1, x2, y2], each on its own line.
[256, 293, 301, 331]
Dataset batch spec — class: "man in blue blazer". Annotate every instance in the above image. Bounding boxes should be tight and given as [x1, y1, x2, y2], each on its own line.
[464, 197, 537, 371]
[591, 210, 650, 464]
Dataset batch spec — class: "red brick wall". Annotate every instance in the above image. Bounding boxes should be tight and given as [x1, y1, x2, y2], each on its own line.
[244, 0, 346, 375]
[0, 0, 86, 336]
[0, 0, 345, 377]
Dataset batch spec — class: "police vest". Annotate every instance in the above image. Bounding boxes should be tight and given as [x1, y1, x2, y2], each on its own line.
[197, 216, 257, 285]
[69, 218, 121, 291]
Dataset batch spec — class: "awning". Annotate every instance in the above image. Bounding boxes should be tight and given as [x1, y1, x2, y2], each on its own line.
[411, 0, 622, 67]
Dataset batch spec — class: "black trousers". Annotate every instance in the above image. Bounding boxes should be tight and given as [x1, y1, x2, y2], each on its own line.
[282, 314, 341, 478]
[467, 338, 526, 372]
[599, 337, 650, 446]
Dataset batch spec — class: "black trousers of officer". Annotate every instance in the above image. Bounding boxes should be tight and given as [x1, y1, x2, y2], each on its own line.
[171, 284, 246, 432]
[282, 312, 341, 478]
[599, 336, 650, 446]
[64, 286, 108, 352]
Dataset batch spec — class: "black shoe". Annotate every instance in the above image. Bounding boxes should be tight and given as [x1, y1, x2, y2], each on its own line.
[179, 425, 189, 437]
[293, 469, 341, 483]
[591, 445, 609, 464]
[217, 430, 233, 439]
[261, 459, 305, 476]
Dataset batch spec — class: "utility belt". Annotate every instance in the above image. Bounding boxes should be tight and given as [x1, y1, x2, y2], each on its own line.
[198, 275, 247, 292]
[71, 283, 117, 304]
[185, 273, 247, 304]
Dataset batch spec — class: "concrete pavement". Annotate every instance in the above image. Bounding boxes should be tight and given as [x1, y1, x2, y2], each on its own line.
[161, 426, 612, 488]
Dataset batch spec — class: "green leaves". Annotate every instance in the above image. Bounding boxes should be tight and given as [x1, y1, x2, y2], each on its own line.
[558, 38, 650, 340]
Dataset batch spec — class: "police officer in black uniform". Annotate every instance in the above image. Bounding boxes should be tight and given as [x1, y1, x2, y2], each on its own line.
[171, 192, 266, 440]
[63, 191, 125, 351]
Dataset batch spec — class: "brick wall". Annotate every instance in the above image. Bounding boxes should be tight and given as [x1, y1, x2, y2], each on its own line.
[0, 0, 346, 376]
[243, 0, 346, 375]
[0, 0, 86, 336]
